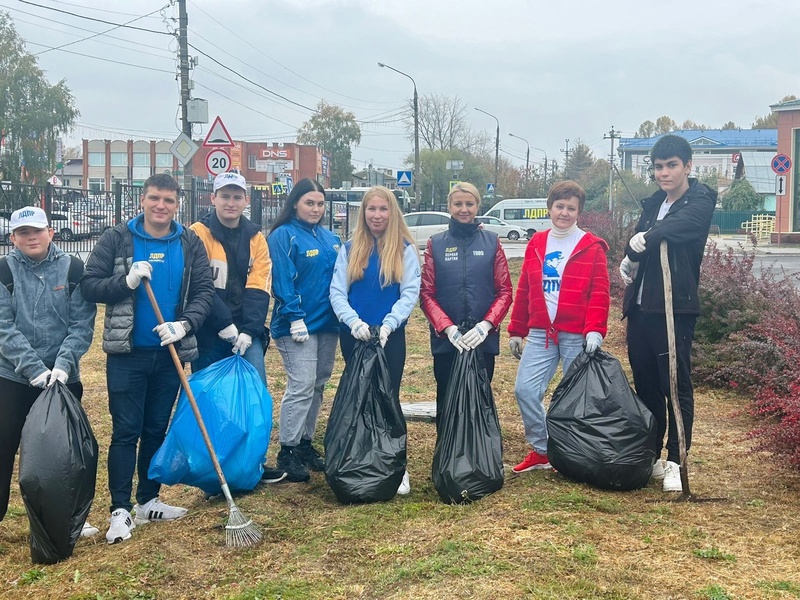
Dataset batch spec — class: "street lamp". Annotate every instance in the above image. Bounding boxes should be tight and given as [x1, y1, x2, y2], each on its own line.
[475, 107, 499, 198]
[508, 132, 530, 186]
[532, 146, 548, 187]
[378, 62, 419, 210]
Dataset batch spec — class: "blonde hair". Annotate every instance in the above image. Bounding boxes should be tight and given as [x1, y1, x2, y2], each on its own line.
[347, 186, 416, 286]
[447, 182, 481, 206]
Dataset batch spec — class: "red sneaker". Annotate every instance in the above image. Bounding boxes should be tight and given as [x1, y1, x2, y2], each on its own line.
[512, 451, 552, 473]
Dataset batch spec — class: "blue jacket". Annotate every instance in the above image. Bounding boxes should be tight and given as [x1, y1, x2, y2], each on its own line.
[0, 244, 96, 384]
[268, 219, 340, 338]
[329, 240, 420, 332]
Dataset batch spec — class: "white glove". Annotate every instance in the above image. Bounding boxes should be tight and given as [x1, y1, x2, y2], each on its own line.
[585, 331, 603, 354]
[290, 319, 309, 343]
[218, 324, 239, 343]
[154, 321, 188, 346]
[232, 332, 252, 355]
[444, 325, 468, 353]
[461, 320, 492, 349]
[619, 256, 638, 285]
[125, 261, 152, 290]
[30, 370, 51, 388]
[509, 336, 524, 359]
[350, 319, 371, 342]
[379, 324, 392, 348]
[48, 368, 68, 386]
[629, 231, 647, 253]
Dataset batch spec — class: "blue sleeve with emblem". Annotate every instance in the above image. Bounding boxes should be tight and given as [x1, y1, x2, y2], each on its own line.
[267, 227, 305, 323]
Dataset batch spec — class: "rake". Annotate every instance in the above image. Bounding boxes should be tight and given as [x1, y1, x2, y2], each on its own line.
[143, 280, 262, 546]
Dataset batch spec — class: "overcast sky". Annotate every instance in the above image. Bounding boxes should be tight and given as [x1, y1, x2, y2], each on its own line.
[6, 0, 800, 175]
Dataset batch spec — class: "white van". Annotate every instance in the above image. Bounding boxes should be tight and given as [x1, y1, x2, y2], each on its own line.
[484, 198, 550, 237]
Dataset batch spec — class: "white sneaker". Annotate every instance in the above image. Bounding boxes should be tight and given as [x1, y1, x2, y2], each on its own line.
[397, 471, 411, 495]
[133, 497, 188, 525]
[651, 459, 665, 481]
[106, 509, 135, 544]
[80, 521, 99, 538]
[662, 460, 683, 492]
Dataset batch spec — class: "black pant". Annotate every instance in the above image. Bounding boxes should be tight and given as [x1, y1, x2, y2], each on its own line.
[626, 307, 697, 465]
[433, 350, 496, 428]
[339, 326, 406, 404]
[0, 377, 84, 521]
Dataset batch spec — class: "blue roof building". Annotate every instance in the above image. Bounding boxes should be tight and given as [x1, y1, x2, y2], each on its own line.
[618, 129, 777, 182]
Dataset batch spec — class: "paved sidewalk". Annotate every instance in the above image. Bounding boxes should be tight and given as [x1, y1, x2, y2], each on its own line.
[708, 235, 800, 255]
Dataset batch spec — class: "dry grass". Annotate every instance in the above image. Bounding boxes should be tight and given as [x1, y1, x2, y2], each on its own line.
[2, 258, 800, 599]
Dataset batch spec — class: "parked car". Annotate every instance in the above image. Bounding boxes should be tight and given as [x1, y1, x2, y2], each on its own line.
[474, 215, 528, 240]
[51, 212, 98, 241]
[403, 211, 451, 248]
[0, 214, 10, 244]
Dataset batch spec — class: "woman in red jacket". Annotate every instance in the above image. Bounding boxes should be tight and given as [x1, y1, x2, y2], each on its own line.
[507, 181, 610, 473]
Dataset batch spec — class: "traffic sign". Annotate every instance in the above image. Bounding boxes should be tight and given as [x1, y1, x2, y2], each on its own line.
[486, 183, 495, 194]
[170, 132, 199, 165]
[272, 182, 286, 195]
[449, 180, 459, 190]
[776, 175, 787, 196]
[206, 148, 232, 176]
[203, 116, 234, 148]
[772, 153, 792, 174]
[396, 170, 412, 188]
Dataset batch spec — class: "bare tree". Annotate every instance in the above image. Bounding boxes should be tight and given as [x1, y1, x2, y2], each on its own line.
[406, 93, 489, 152]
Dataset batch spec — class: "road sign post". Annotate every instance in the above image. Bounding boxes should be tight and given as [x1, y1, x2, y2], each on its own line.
[396, 170, 412, 188]
[772, 153, 792, 174]
[776, 175, 787, 196]
[206, 149, 232, 176]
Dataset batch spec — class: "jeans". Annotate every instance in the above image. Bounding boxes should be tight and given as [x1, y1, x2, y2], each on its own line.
[627, 307, 697, 464]
[514, 329, 584, 454]
[339, 326, 406, 404]
[0, 378, 83, 521]
[106, 349, 181, 513]
[192, 335, 266, 385]
[274, 332, 338, 447]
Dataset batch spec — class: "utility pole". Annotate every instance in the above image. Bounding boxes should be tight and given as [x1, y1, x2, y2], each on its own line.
[560, 139, 570, 178]
[177, 0, 192, 193]
[604, 125, 621, 212]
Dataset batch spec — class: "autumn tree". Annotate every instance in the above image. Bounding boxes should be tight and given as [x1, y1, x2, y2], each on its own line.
[721, 121, 738, 130]
[635, 120, 655, 139]
[654, 116, 677, 135]
[297, 100, 361, 186]
[751, 95, 798, 128]
[0, 13, 78, 183]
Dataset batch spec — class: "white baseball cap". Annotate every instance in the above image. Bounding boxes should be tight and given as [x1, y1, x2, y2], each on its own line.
[213, 172, 247, 192]
[10, 206, 49, 231]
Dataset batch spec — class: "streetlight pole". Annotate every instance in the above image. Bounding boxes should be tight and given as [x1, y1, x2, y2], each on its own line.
[508, 132, 530, 188]
[378, 62, 419, 210]
[532, 147, 548, 188]
[475, 107, 499, 198]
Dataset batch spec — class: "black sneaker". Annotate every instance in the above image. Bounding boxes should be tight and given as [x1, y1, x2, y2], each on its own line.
[261, 466, 288, 483]
[295, 438, 325, 471]
[276, 446, 310, 482]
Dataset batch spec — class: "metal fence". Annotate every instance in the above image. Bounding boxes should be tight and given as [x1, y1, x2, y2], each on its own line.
[1, 180, 354, 260]
[710, 210, 776, 234]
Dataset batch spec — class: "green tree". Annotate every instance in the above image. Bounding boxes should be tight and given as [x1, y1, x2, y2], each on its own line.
[564, 140, 594, 181]
[654, 116, 677, 135]
[0, 13, 78, 183]
[721, 121, 738, 130]
[751, 95, 798, 128]
[721, 178, 761, 211]
[635, 120, 655, 139]
[297, 100, 361, 187]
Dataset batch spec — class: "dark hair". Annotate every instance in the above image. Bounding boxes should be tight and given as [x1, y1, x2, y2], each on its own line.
[547, 180, 586, 212]
[142, 173, 180, 195]
[651, 134, 692, 165]
[269, 178, 326, 235]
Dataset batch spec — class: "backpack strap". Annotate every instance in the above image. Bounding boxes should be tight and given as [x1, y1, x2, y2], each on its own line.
[0, 254, 83, 296]
[0, 257, 11, 294]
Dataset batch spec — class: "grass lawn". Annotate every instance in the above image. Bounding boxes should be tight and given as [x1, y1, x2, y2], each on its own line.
[1, 258, 799, 599]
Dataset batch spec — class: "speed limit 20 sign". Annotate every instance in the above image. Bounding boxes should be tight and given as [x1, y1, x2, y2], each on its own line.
[206, 149, 232, 176]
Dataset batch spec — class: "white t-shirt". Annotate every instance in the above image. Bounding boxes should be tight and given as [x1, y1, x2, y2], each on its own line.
[637, 197, 674, 304]
[543, 228, 586, 322]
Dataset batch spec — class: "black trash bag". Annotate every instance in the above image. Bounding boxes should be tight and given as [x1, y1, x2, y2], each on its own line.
[324, 331, 406, 504]
[18, 382, 98, 564]
[546, 349, 657, 491]
[432, 349, 504, 504]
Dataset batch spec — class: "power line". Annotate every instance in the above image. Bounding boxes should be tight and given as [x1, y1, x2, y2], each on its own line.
[34, 0, 166, 19]
[17, 0, 173, 35]
[193, 81, 301, 130]
[24, 40, 174, 73]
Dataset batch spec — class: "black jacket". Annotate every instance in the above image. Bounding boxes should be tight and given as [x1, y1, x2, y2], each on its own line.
[81, 221, 215, 361]
[622, 178, 716, 316]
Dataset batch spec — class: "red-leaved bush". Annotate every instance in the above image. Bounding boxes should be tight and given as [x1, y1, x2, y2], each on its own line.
[694, 239, 800, 470]
[579, 211, 636, 296]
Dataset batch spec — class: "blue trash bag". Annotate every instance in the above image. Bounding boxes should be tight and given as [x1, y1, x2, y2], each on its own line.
[149, 355, 272, 494]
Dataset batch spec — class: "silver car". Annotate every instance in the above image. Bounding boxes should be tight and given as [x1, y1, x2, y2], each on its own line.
[475, 216, 528, 240]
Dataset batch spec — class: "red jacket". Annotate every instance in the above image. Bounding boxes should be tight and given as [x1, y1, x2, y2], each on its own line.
[508, 229, 610, 343]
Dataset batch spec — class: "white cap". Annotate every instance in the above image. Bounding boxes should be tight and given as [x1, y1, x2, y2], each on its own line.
[213, 172, 247, 192]
[10, 206, 49, 231]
